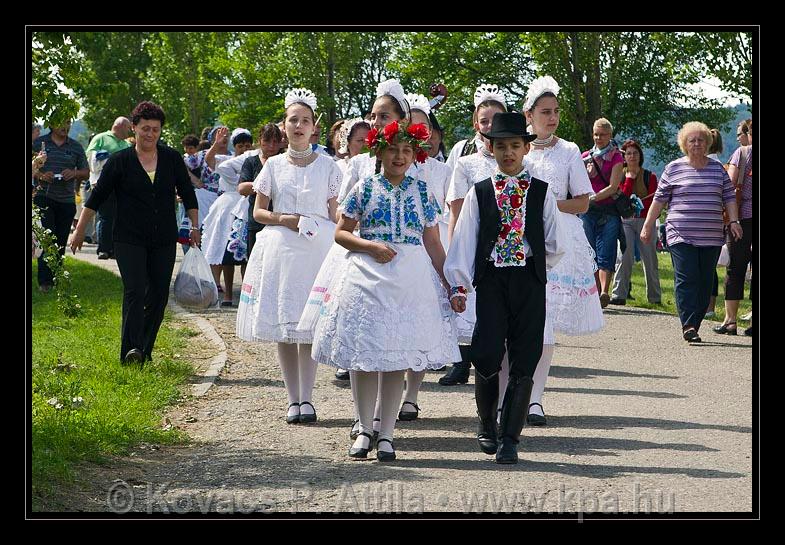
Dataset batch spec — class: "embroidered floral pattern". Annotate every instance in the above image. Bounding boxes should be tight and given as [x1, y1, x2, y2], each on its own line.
[493, 171, 531, 267]
[184, 150, 221, 193]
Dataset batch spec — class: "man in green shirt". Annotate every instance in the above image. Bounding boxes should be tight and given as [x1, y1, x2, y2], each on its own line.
[86, 117, 132, 259]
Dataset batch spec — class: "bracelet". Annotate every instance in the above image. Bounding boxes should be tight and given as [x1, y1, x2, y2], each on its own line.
[449, 286, 468, 300]
[190, 227, 200, 231]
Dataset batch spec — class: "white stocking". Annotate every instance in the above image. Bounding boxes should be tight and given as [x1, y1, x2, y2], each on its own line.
[351, 370, 379, 450]
[529, 344, 555, 416]
[297, 344, 318, 414]
[350, 369, 360, 421]
[277, 343, 300, 417]
[403, 370, 426, 405]
[373, 373, 383, 432]
[378, 370, 406, 452]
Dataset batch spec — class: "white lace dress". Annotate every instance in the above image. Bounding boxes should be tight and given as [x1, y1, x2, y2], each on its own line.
[304, 174, 460, 372]
[444, 150, 499, 343]
[236, 154, 341, 343]
[526, 138, 605, 342]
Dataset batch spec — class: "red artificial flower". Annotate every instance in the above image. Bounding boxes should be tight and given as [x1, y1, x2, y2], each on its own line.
[510, 194, 523, 209]
[416, 149, 429, 164]
[383, 121, 400, 142]
[366, 128, 379, 148]
[408, 123, 430, 141]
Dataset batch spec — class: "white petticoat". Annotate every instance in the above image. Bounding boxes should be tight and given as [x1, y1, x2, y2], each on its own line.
[236, 219, 335, 344]
[304, 244, 461, 372]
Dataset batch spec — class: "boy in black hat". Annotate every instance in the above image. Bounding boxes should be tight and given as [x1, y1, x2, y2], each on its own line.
[444, 112, 565, 464]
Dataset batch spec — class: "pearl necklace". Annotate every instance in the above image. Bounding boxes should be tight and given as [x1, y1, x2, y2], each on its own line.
[532, 134, 555, 147]
[287, 146, 313, 160]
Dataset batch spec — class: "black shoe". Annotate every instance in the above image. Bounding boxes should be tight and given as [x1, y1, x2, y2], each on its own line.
[712, 322, 737, 335]
[496, 375, 534, 465]
[335, 369, 350, 380]
[123, 348, 144, 365]
[526, 402, 547, 426]
[98, 252, 110, 260]
[683, 328, 702, 343]
[298, 401, 317, 424]
[349, 419, 360, 440]
[744, 326, 753, 337]
[608, 298, 626, 306]
[376, 438, 396, 462]
[398, 401, 420, 421]
[221, 300, 233, 307]
[349, 432, 374, 459]
[438, 362, 470, 385]
[475, 373, 499, 455]
[286, 402, 300, 424]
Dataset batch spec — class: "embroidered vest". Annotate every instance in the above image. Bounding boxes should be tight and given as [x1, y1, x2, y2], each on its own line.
[474, 176, 547, 286]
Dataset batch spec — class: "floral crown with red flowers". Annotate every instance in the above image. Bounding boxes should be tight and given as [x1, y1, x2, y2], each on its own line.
[365, 121, 432, 164]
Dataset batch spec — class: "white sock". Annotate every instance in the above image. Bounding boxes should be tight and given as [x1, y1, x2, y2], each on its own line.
[277, 343, 300, 407]
[403, 369, 426, 405]
[352, 370, 379, 450]
[378, 370, 406, 452]
[297, 343, 317, 414]
[497, 352, 510, 418]
[529, 344, 555, 416]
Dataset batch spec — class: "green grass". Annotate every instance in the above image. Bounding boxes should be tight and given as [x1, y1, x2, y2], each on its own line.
[625, 251, 753, 326]
[32, 258, 195, 511]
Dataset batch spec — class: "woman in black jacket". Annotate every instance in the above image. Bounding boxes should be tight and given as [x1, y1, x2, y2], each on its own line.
[69, 101, 200, 365]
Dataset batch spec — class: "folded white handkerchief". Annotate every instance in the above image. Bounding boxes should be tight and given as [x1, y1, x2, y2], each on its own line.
[298, 216, 319, 241]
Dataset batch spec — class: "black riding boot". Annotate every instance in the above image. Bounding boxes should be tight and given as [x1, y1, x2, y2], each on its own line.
[474, 372, 499, 454]
[496, 375, 534, 464]
[438, 345, 471, 386]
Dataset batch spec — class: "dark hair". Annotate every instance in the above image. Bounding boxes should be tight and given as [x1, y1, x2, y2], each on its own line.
[200, 126, 212, 140]
[259, 122, 282, 142]
[197, 139, 211, 152]
[181, 134, 200, 148]
[348, 120, 371, 141]
[131, 101, 165, 126]
[373, 94, 410, 122]
[428, 112, 446, 157]
[327, 119, 345, 155]
[621, 139, 645, 167]
[472, 99, 507, 124]
[528, 91, 558, 112]
[232, 132, 253, 146]
[285, 102, 315, 122]
[708, 129, 723, 155]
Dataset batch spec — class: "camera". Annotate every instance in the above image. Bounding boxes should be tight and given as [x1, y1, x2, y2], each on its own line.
[53, 174, 64, 181]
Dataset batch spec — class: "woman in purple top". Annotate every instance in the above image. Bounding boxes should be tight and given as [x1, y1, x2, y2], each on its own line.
[714, 120, 754, 337]
[641, 122, 743, 343]
[580, 118, 625, 308]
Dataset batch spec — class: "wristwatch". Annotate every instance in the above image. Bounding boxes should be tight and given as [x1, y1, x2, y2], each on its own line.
[730, 220, 741, 225]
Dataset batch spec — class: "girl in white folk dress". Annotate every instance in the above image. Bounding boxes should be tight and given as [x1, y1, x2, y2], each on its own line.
[438, 84, 509, 398]
[301, 80, 412, 442]
[236, 88, 342, 425]
[522, 76, 605, 425]
[306, 120, 460, 461]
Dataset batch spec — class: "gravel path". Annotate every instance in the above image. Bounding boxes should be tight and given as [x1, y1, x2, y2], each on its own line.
[68, 247, 754, 515]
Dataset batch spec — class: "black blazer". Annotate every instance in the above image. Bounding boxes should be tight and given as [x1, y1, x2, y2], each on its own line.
[85, 144, 199, 247]
[473, 176, 548, 287]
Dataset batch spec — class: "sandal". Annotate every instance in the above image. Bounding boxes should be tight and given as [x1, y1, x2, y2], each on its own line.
[398, 401, 420, 421]
[712, 322, 737, 335]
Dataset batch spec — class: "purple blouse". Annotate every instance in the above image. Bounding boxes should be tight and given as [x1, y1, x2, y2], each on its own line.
[728, 145, 753, 220]
[654, 157, 736, 247]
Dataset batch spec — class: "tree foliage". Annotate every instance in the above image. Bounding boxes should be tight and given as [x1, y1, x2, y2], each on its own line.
[31, 32, 83, 128]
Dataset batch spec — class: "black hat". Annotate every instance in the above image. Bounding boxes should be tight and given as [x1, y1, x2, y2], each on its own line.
[480, 112, 537, 142]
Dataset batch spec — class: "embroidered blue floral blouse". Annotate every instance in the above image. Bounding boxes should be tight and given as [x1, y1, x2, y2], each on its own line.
[340, 174, 441, 246]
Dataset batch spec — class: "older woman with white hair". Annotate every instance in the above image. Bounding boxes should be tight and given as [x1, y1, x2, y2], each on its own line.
[641, 121, 743, 343]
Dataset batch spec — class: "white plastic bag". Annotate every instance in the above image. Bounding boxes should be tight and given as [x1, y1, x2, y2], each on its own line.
[717, 244, 730, 268]
[173, 246, 219, 309]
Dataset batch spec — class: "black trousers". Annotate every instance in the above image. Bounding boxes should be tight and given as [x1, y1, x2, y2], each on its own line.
[114, 241, 176, 362]
[247, 227, 262, 258]
[725, 218, 754, 301]
[470, 263, 546, 380]
[96, 192, 116, 254]
[34, 194, 76, 287]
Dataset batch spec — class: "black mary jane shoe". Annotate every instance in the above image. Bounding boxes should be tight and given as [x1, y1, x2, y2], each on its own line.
[298, 401, 317, 424]
[349, 432, 374, 459]
[683, 328, 702, 343]
[376, 438, 396, 462]
[526, 403, 547, 426]
[398, 401, 420, 421]
[286, 403, 301, 424]
[335, 369, 350, 381]
[349, 419, 361, 440]
[712, 322, 737, 335]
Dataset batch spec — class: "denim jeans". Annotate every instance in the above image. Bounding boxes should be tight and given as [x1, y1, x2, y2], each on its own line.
[580, 210, 621, 272]
[669, 243, 722, 331]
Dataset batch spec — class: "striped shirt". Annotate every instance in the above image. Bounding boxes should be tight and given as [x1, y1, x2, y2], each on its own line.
[728, 145, 753, 220]
[33, 133, 88, 204]
[654, 157, 736, 247]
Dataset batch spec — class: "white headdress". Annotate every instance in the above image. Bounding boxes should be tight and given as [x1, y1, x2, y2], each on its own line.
[284, 88, 318, 111]
[404, 93, 431, 116]
[474, 84, 506, 108]
[230, 127, 252, 144]
[523, 76, 560, 112]
[338, 117, 370, 154]
[375, 79, 409, 116]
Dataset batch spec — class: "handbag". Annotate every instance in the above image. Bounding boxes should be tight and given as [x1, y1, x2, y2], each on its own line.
[590, 154, 634, 218]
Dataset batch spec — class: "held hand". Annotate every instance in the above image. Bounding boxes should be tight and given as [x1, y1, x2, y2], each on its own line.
[729, 223, 743, 241]
[640, 224, 652, 245]
[281, 214, 301, 231]
[190, 229, 202, 247]
[450, 297, 466, 313]
[371, 242, 397, 264]
[69, 231, 84, 254]
[586, 162, 595, 177]
[61, 169, 76, 181]
[40, 171, 54, 183]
